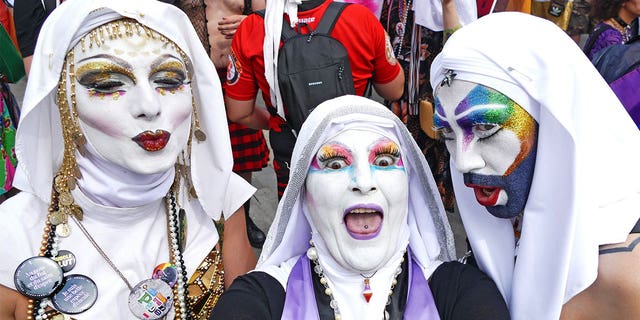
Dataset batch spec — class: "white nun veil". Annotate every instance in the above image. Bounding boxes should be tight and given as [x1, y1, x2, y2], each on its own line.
[431, 12, 640, 320]
[257, 95, 456, 285]
[13, 0, 253, 220]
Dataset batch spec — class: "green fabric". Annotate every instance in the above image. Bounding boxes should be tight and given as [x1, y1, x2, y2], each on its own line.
[0, 25, 25, 83]
[0, 83, 17, 194]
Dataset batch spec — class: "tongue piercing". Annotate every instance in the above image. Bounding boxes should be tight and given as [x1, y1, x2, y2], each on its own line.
[364, 225, 369, 229]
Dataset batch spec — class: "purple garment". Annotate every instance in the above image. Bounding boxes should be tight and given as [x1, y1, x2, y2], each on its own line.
[586, 22, 624, 60]
[281, 251, 440, 319]
[609, 68, 640, 128]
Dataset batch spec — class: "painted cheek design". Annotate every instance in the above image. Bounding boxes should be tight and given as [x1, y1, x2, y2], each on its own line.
[502, 105, 537, 175]
[452, 84, 537, 174]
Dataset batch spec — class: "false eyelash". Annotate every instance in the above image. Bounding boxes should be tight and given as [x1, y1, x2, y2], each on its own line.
[373, 144, 400, 157]
[317, 150, 347, 163]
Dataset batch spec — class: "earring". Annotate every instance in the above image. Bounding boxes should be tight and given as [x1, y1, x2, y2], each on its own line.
[178, 49, 206, 142]
[192, 95, 207, 142]
[50, 51, 85, 237]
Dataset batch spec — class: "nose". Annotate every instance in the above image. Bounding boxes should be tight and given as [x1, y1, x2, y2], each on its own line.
[349, 163, 377, 194]
[452, 140, 485, 173]
[131, 83, 161, 120]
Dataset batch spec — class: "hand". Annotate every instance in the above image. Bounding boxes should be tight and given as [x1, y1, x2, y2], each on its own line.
[218, 15, 246, 39]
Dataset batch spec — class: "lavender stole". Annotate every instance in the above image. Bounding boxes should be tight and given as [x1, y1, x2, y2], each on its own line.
[281, 250, 441, 319]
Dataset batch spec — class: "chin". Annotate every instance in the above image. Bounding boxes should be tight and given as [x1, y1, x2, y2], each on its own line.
[340, 243, 389, 272]
[124, 156, 176, 175]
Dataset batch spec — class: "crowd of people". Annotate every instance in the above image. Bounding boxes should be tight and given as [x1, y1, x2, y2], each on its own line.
[0, 0, 639, 319]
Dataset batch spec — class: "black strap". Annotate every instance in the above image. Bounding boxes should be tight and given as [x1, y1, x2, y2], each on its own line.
[242, 0, 253, 15]
[314, 1, 349, 35]
[280, 19, 299, 40]
[583, 24, 615, 55]
[255, 2, 349, 40]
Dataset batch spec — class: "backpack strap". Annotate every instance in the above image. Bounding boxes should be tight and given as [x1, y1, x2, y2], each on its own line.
[254, 2, 349, 40]
[242, 0, 253, 15]
[252, 9, 299, 40]
[583, 23, 615, 55]
[315, 2, 349, 35]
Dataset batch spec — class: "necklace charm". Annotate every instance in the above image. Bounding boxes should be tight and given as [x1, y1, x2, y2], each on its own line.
[128, 279, 174, 319]
[362, 278, 373, 303]
[56, 223, 71, 238]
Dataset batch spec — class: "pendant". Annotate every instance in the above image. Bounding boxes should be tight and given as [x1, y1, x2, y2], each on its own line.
[49, 211, 65, 226]
[362, 278, 373, 303]
[56, 223, 71, 238]
[128, 279, 174, 319]
[14, 256, 64, 299]
[194, 128, 207, 141]
[51, 274, 98, 314]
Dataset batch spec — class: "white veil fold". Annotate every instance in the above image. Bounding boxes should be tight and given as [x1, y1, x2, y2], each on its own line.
[14, 0, 253, 219]
[431, 12, 640, 319]
[257, 95, 456, 284]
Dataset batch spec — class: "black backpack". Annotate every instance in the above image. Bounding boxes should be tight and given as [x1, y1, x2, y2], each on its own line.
[257, 2, 355, 133]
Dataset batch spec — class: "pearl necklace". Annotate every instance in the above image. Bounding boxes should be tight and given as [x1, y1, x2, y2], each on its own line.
[306, 240, 404, 320]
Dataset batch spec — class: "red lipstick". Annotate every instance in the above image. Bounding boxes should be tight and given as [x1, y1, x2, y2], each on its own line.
[132, 130, 171, 152]
[465, 183, 502, 207]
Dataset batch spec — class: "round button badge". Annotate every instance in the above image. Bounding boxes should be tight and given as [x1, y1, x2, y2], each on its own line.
[128, 278, 174, 319]
[14, 256, 64, 299]
[151, 263, 178, 287]
[53, 250, 76, 273]
[51, 274, 98, 314]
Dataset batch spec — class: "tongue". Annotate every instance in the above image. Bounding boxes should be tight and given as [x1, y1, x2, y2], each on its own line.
[345, 212, 382, 235]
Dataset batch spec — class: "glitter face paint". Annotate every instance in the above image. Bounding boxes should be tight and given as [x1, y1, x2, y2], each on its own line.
[73, 20, 192, 175]
[434, 81, 538, 218]
[304, 129, 409, 272]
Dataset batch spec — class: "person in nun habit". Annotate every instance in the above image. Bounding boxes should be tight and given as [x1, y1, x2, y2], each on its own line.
[431, 11, 640, 320]
[0, 0, 258, 318]
[210, 95, 509, 320]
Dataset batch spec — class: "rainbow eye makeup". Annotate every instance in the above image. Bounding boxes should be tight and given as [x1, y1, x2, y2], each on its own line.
[369, 139, 403, 168]
[435, 83, 538, 174]
[311, 143, 353, 171]
[310, 137, 404, 172]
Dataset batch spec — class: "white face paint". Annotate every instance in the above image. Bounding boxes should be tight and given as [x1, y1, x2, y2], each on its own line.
[304, 129, 409, 272]
[434, 80, 537, 218]
[73, 24, 192, 175]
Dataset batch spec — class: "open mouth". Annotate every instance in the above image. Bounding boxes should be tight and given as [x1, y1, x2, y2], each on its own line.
[466, 183, 502, 207]
[343, 205, 383, 240]
[132, 130, 171, 152]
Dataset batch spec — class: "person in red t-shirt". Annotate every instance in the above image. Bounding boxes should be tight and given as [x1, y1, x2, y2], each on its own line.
[224, 0, 404, 198]
[177, 0, 271, 249]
